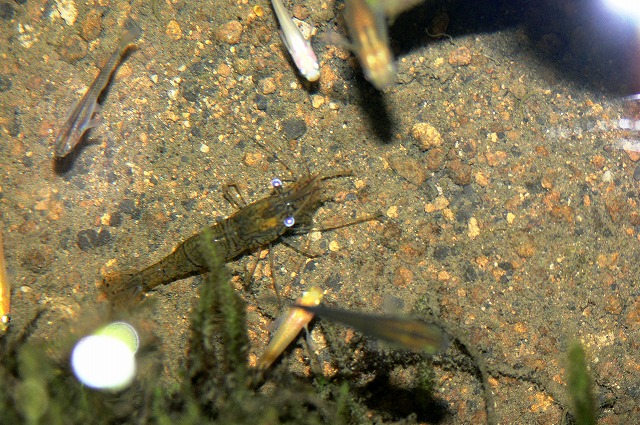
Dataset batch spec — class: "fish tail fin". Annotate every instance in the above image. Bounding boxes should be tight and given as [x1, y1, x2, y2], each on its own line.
[120, 20, 143, 48]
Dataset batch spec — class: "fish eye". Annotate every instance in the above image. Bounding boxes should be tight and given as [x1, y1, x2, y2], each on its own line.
[283, 216, 295, 227]
[271, 178, 283, 188]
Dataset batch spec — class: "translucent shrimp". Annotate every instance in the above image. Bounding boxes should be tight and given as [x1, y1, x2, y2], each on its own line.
[101, 170, 354, 306]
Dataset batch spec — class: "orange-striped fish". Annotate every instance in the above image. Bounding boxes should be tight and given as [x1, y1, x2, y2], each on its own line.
[256, 286, 324, 370]
[0, 231, 10, 333]
[54, 24, 142, 158]
[294, 303, 448, 354]
[343, 0, 395, 90]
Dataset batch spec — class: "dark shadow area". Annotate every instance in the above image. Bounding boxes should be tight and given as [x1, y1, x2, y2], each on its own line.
[354, 78, 397, 143]
[53, 136, 100, 176]
[387, 0, 640, 95]
[356, 369, 451, 423]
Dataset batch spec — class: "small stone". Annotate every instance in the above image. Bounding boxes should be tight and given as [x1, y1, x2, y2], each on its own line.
[199, 144, 210, 153]
[311, 94, 324, 108]
[0, 2, 14, 20]
[329, 240, 340, 252]
[81, 9, 102, 41]
[475, 171, 489, 186]
[633, 165, 640, 181]
[468, 217, 480, 239]
[214, 20, 243, 44]
[515, 241, 536, 258]
[95, 229, 111, 247]
[604, 295, 622, 315]
[119, 199, 134, 214]
[259, 77, 276, 94]
[386, 205, 398, 218]
[393, 267, 413, 287]
[388, 154, 427, 185]
[448, 46, 471, 66]
[424, 195, 449, 213]
[21, 248, 52, 274]
[109, 212, 123, 227]
[447, 159, 472, 186]
[77, 229, 99, 251]
[425, 148, 445, 171]
[0, 75, 11, 92]
[59, 34, 88, 63]
[255, 94, 268, 110]
[166, 20, 182, 41]
[243, 151, 264, 167]
[411, 122, 443, 150]
[282, 118, 307, 139]
[56, 0, 78, 25]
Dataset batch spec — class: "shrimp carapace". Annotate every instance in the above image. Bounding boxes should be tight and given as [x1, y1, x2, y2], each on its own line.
[101, 170, 354, 307]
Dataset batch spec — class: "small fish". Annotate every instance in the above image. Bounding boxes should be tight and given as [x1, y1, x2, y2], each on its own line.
[295, 303, 448, 354]
[256, 286, 324, 370]
[0, 231, 10, 333]
[343, 0, 395, 90]
[270, 0, 320, 82]
[54, 24, 142, 158]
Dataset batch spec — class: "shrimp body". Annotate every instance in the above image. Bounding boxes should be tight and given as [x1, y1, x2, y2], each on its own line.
[102, 171, 349, 305]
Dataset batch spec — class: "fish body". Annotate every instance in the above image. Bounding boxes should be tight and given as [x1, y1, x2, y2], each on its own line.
[256, 286, 324, 370]
[0, 231, 9, 333]
[270, 0, 320, 82]
[54, 25, 142, 158]
[296, 304, 448, 354]
[343, 0, 395, 90]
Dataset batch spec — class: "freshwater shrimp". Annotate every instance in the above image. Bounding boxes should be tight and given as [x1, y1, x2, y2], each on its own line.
[101, 170, 357, 306]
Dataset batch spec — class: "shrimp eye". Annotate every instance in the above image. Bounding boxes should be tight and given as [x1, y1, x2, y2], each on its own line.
[271, 178, 283, 189]
[283, 216, 295, 227]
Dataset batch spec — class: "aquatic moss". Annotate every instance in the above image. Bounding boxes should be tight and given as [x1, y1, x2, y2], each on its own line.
[567, 342, 596, 425]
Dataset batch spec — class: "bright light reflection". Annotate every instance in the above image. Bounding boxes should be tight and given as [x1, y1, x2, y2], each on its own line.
[604, 0, 640, 24]
[71, 335, 136, 391]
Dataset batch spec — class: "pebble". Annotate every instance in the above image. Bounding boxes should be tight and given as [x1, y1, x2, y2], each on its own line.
[282, 118, 307, 139]
[393, 267, 413, 287]
[214, 20, 243, 45]
[166, 20, 182, 41]
[388, 154, 427, 186]
[425, 147, 445, 171]
[449, 46, 472, 66]
[424, 195, 449, 213]
[633, 165, 640, 181]
[59, 34, 88, 63]
[447, 158, 472, 186]
[311, 94, 324, 109]
[77, 229, 112, 252]
[259, 77, 276, 95]
[328, 240, 340, 252]
[81, 9, 102, 41]
[254, 94, 268, 110]
[467, 217, 480, 239]
[411, 122, 443, 150]
[21, 248, 53, 274]
[0, 75, 11, 92]
[243, 151, 265, 167]
[0, 2, 14, 20]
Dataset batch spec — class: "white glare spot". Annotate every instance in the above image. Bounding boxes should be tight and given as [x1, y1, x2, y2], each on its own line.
[603, 0, 640, 24]
[71, 335, 136, 391]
